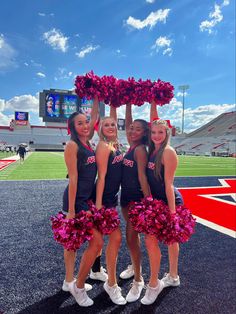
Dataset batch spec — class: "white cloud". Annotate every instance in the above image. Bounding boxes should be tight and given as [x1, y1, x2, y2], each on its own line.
[222, 0, 230, 6]
[36, 72, 46, 78]
[126, 9, 170, 30]
[105, 101, 235, 133]
[54, 68, 74, 81]
[200, 0, 230, 34]
[0, 34, 17, 71]
[151, 36, 173, 56]
[146, 0, 155, 3]
[0, 112, 14, 126]
[4, 94, 39, 113]
[0, 99, 5, 111]
[38, 12, 54, 17]
[43, 28, 68, 52]
[76, 45, 100, 58]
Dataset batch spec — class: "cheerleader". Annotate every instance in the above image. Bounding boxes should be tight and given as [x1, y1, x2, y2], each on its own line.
[93, 106, 126, 305]
[120, 104, 151, 303]
[140, 103, 183, 305]
[62, 97, 103, 307]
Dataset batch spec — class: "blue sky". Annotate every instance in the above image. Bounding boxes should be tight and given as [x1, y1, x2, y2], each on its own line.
[0, 0, 235, 132]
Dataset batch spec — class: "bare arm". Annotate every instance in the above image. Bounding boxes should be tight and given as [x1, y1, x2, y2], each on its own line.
[125, 104, 132, 145]
[64, 141, 79, 219]
[163, 147, 178, 213]
[135, 145, 151, 197]
[95, 141, 110, 209]
[110, 105, 117, 122]
[88, 95, 99, 140]
[150, 100, 159, 122]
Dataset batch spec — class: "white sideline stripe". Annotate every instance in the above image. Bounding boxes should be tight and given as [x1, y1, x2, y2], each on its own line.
[194, 215, 236, 238]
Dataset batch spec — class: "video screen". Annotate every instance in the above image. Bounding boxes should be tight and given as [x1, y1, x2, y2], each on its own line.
[80, 97, 93, 120]
[45, 94, 61, 118]
[15, 111, 29, 121]
[62, 95, 78, 119]
[39, 90, 80, 122]
[39, 89, 105, 123]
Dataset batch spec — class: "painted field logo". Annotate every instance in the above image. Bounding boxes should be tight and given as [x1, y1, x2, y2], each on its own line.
[0, 160, 16, 171]
[179, 178, 236, 233]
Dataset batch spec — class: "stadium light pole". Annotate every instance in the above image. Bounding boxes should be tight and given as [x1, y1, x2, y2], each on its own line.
[178, 85, 189, 134]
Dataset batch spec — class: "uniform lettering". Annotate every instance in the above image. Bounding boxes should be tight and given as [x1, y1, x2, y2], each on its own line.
[148, 162, 155, 170]
[123, 158, 134, 168]
[87, 156, 96, 164]
[112, 154, 123, 164]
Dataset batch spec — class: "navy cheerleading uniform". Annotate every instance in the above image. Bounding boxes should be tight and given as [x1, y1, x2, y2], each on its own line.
[146, 153, 183, 205]
[63, 142, 97, 213]
[120, 145, 144, 207]
[92, 149, 123, 207]
[102, 149, 123, 207]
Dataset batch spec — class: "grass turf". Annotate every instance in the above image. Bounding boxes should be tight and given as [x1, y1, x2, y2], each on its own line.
[0, 152, 235, 180]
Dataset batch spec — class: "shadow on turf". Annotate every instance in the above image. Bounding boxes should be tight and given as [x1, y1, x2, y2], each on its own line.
[16, 285, 171, 314]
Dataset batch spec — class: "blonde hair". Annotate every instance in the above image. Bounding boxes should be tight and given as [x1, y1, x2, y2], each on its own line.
[149, 119, 171, 179]
[98, 117, 118, 153]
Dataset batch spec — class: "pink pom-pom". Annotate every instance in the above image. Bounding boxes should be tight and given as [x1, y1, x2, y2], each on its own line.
[75, 71, 104, 101]
[151, 79, 174, 105]
[128, 197, 196, 244]
[50, 211, 94, 251]
[89, 202, 120, 235]
[161, 205, 196, 245]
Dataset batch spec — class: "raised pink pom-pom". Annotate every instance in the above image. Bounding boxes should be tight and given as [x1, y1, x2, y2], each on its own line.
[151, 79, 174, 105]
[50, 211, 94, 251]
[89, 202, 120, 235]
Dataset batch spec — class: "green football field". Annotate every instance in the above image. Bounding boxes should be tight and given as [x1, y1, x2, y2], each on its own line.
[0, 152, 235, 180]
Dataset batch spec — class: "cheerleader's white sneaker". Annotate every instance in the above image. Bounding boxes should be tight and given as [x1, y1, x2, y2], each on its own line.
[119, 264, 134, 279]
[104, 281, 127, 305]
[72, 282, 94, 307]
[161, 273, 180, 287]
[141, 280, 164, 305]
[89, 266, 108, 282]
[62, 279, 92, 292]
[126, 278, 144, 302]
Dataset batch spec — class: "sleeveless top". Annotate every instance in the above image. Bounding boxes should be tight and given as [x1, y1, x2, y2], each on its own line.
[120, 145, 144, 207]
[93, 148, 123, 207]
[63, 142, 97, 213]
[146, 152, 183, 205]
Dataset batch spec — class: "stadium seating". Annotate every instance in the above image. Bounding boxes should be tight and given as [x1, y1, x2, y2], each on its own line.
[172, 112, 236, 156]
[0, 111, 235, 155]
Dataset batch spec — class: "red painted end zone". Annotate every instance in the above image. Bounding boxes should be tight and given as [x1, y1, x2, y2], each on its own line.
[0, 160, 16, 171]
[179, 179, 236, 232]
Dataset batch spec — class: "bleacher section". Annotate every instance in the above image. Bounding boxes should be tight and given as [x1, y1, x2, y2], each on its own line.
[0, 125, 69, 151]
[0, 111, 235, 155]
[172, 111, 236, 156]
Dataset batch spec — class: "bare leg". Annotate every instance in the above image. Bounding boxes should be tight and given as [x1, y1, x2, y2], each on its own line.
[106, 228, 122, 286]
[76, 228, 103, 288]
[122, 206, 142, 281]
[145, 234, 161, 287]
[168, 243, 179, 278]
[126, 220, 142, 281]
[64, 250, 76, 282]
